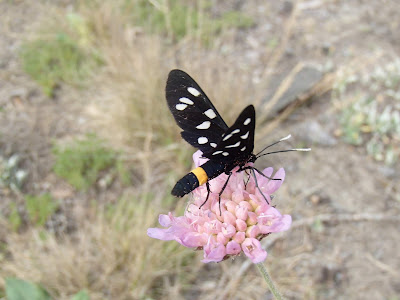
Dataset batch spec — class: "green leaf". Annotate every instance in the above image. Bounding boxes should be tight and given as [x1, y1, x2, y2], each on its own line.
[71, 290, 90, 300]
[5, 277, 51, 300]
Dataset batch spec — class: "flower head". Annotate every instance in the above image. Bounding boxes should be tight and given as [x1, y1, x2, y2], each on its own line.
[147, 151, 292, 263]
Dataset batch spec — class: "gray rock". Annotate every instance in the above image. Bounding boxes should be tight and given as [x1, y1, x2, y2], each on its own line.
[294, 120, 337, 146]
[376, 165, 397, 178]
[263, 65, 324, 116]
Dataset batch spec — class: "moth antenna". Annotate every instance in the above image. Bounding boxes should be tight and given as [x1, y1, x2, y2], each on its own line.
[279, 134, 292, 141]
[255, 134, 292, 157]
[257, 148, 311, 158]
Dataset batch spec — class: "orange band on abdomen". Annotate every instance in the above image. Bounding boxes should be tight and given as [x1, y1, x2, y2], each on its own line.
[190, 167, 208, 186]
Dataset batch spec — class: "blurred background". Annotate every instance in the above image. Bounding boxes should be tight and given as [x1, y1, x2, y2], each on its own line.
[0, 0, 399, 299]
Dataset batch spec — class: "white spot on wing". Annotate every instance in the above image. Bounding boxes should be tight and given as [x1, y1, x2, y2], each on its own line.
[244, 118, 251, 125]
[198, 137, 208, 144]
[212, 150, 223, 155]
[210, 143, 217, 148]
[179, 97, 194, 105]
[196, 121, 211, 129]
[222, 152, 229, 156]
[241, 131, 249, 139]
[204, 109, 217, 119]
[223, 133, 233, 141]
[176, 103, 187, 111]
[225, 141, 240, 148]
[231, 129, 240, 134]
[241, 146, 246, 151]
[187, 87, 201, 97]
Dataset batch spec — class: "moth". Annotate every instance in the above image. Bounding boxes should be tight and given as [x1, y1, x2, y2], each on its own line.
[165, 69, 309, 211]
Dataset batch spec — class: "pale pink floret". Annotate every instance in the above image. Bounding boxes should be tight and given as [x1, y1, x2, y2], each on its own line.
[147, 151, 292, 263]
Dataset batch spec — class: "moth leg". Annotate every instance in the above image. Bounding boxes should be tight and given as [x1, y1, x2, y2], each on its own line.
[253, 166, 281, 181]
[217, 172, 232, 216]
[199, 182, 212, 209]
[240, 166, 281, 181]
[244, 169, 251, 189]
[250, 167, 270, 204]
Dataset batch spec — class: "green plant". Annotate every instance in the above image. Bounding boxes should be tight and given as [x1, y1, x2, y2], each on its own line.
[20, 16, 102, 97]
[8, 202, 22, 232]
[115, 160, 131, 185]
[218, 10, 255, 30]
[25, 194, 58, 227]
[335, 58, 400, 165]
[53, 135, 118, 190]
[5, 278, 51, 300]
[0, 154, 28, 192]
[122, 0, 253, 42]
[71, 290, 90, 300]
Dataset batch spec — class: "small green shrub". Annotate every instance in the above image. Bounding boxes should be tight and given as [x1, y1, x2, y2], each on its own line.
[5, 278, 51, 300]
[71, 290, 90, 300]
[124, 0, 253, 42]
[127, 0, 198, 40]
[8, 202, 22, 232]
[53, 135, 118, 190]
[25, 194, 58, 227]
[218, 11, 255, 30]
[115, 160, 132, 186]
[0, 154, 28, 192]
[20, 22, 102, 97]
[335, 58, 400, 165]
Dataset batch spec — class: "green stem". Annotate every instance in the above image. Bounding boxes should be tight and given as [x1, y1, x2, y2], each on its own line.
[256, 262, 284, 300]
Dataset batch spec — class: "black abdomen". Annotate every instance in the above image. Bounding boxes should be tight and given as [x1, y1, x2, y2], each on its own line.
[171, 172, 199, 197]
[171, 160, 227, 197]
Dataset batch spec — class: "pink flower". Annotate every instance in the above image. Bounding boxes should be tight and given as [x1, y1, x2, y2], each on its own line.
[147, 151, 292, 263]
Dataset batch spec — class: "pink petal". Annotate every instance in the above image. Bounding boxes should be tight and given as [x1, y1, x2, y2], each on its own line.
[182, 232, 208, 248]
[217, 232, 228, 244]
[235, 206, 248, 221]
[147, 228, 174, 241]
[158, 213, 173, 227]
[221, 223, 236, 238]
[257, 204, 278, 217]
[242, 238, 267, 263]
[258, 207, 292, 234]
[247, 212, 258, 225]
[206, 220, 222, 235]
[226, 241, 241, 255]
[202, 243, 226, 263]
[236, 219, 247, 232]
[246, 225, 261, 238]
[266, 168, 285, 194]
[225, 201, 237, 213]
[193, 150, 208, 168]
[232, 190, 244, 203]
[222, 211, 236, 226]
[256, 167, 274, 187]
[233, 231, 245, 244]
[268, 214, 292, 233]
[239, 201, 253, 211]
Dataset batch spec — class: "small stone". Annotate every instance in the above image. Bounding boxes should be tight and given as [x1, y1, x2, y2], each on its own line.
[295, 120, 337, 146]
[310, 194, 321, 205]
[263, 65, 324, 116]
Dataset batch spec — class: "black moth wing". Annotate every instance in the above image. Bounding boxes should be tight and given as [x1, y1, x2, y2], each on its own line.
[203, 105, 256, 162]
[166, 69, 229, 154]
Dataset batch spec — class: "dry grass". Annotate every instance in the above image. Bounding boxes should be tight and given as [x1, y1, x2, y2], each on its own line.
[0, 190, 200, 299]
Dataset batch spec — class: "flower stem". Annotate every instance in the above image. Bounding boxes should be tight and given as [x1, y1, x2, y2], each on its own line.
[256, 262, 284, 300]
